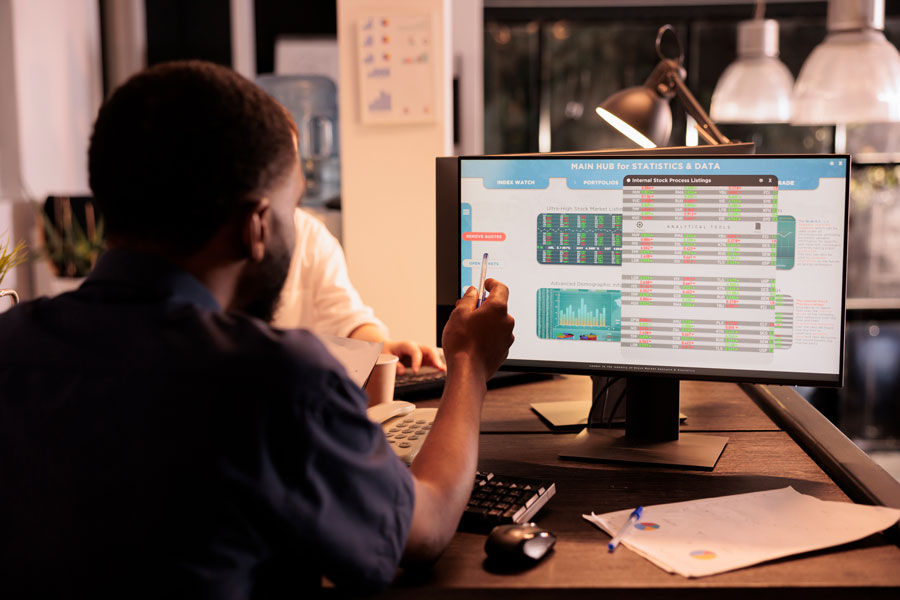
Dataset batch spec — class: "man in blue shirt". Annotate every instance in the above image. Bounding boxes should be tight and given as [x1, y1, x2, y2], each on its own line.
[0, 61, 514, 598]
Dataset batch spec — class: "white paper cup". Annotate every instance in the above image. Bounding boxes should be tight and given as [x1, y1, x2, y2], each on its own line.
[366, 353, 399, 406]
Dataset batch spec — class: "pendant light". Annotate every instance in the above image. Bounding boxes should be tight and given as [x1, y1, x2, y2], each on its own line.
[793, 0, 900, 124]
[710, 2, 794, 123]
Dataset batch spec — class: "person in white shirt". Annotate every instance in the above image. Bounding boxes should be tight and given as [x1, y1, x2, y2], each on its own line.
[274, 208, 445, 375]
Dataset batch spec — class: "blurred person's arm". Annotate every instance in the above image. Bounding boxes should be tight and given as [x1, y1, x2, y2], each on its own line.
[277, 208, 445, 374]
[274, 208, 387, 336]
[349, 324, 445, 375]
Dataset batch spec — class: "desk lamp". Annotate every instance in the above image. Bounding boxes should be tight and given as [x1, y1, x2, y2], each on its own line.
[595, 25, 730, 148]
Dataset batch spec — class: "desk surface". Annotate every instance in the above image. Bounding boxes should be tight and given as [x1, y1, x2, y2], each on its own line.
[455, 376, 780, 433]
[391, 376, 900, 597]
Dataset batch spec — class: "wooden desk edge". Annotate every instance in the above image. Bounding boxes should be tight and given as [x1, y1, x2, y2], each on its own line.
[742, 383, 900, 541]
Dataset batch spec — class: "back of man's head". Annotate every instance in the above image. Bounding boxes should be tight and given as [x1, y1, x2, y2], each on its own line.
[89, 60, 297, 256]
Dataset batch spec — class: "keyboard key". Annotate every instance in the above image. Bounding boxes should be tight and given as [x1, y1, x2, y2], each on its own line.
[459, 473, 556, 532]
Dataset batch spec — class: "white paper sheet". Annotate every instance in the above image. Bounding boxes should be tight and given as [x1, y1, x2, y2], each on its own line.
[355, 14, 437, 124]
[314, 334, 383, 389]
[583, 487, 900, 577]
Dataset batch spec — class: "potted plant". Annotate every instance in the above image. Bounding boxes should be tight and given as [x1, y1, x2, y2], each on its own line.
[34, 196, 104, 296]
[0, 232, 28, 307]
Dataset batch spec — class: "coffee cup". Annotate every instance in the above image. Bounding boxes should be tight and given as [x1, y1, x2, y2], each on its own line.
[365, 353, 399, 406]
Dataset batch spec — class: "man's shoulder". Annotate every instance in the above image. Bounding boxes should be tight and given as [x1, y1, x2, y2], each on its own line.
[201, 310, 344, 375]
[0, 296, 59, 348]
[0, 295, 358, 407]
[205, 313, 369, 418]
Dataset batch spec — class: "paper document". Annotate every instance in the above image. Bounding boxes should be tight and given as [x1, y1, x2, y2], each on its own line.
[315, 334, 383, 389]
[583, 487, 900, 578]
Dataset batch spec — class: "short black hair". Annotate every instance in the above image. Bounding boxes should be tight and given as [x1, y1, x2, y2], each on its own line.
[89, 60, 297, 255]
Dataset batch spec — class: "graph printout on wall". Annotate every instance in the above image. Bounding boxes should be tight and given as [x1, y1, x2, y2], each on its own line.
[356, 14, 436, 124]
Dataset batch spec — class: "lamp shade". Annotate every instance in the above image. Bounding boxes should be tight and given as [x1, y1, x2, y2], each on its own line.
[596, 86, 672, 148]
[710, 19, 794, 123]
[792, 30, 900, 124]
[595, 25, 728, 147]
[793, 0, 900, 124]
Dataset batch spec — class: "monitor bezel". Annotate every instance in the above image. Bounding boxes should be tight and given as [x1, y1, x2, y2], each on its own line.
[454, 153, 850, 388]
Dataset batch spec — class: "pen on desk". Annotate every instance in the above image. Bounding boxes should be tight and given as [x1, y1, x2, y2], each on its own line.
[608, 506, 643, 552]
[476, 252, 489, 308]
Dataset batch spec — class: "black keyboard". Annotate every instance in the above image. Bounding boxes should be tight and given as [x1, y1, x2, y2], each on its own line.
[459, 471, 556, 532]
[394, 369, 447, 394]
[395, 368, 550, 397]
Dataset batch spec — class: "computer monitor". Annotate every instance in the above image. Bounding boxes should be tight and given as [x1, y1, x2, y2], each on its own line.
[437, 152, 850, 469]
[435, 144, 756, 339]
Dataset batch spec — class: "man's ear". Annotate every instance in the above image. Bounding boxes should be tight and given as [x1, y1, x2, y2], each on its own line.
[242, 198, 271, 263]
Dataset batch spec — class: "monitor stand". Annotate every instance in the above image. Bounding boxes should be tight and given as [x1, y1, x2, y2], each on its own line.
[559, 376, 727, 470]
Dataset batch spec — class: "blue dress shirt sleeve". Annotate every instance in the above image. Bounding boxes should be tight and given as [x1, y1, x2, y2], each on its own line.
[273, 335, 415, 593]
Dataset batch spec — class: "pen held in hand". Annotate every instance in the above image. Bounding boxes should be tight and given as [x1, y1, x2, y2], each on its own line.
[608, 506, 643, 552]
[476, 252, 489, 308]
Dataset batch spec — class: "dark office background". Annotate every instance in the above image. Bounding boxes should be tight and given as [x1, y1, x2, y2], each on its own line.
[108, 0, 900, 455]
[136, 0, 339, 75]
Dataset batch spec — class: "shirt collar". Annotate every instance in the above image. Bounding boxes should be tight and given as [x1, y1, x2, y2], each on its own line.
[85, 248, 221, 311]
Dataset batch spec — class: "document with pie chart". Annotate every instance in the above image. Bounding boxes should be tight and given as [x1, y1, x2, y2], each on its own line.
[583, 487, 900, 577]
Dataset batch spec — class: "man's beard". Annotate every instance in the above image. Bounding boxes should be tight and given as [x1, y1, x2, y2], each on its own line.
[235, 224, 293, 323]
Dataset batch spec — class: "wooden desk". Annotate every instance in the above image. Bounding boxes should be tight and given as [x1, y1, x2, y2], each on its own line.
[387, 376, 900, 598]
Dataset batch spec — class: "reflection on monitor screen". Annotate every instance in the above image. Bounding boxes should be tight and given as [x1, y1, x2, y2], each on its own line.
[455, 154, 849, 468]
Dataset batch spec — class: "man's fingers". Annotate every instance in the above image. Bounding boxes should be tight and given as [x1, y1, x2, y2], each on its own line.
[456, 286, 478, 310]
[482, 279, 509, 305]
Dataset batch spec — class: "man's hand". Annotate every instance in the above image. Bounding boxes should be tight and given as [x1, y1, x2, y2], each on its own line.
[441, 278, 515, 385]
[383, 340, 446, 375]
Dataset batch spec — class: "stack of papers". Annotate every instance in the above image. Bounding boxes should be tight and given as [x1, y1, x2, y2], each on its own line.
[584, 487, 900, 577]
[315, 334, 383, 389]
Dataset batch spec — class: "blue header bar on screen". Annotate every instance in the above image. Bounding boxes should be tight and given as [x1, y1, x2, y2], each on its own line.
[460, 157, 847, 191]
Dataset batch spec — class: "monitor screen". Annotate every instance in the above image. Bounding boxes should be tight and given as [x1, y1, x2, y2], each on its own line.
[457, 154, 849, 387]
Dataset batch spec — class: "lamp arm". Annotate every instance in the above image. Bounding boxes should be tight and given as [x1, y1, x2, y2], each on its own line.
[667, 68, 731, 145]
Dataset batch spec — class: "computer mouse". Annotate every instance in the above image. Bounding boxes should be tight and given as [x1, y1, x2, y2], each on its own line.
[484, 523, 556, 564]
